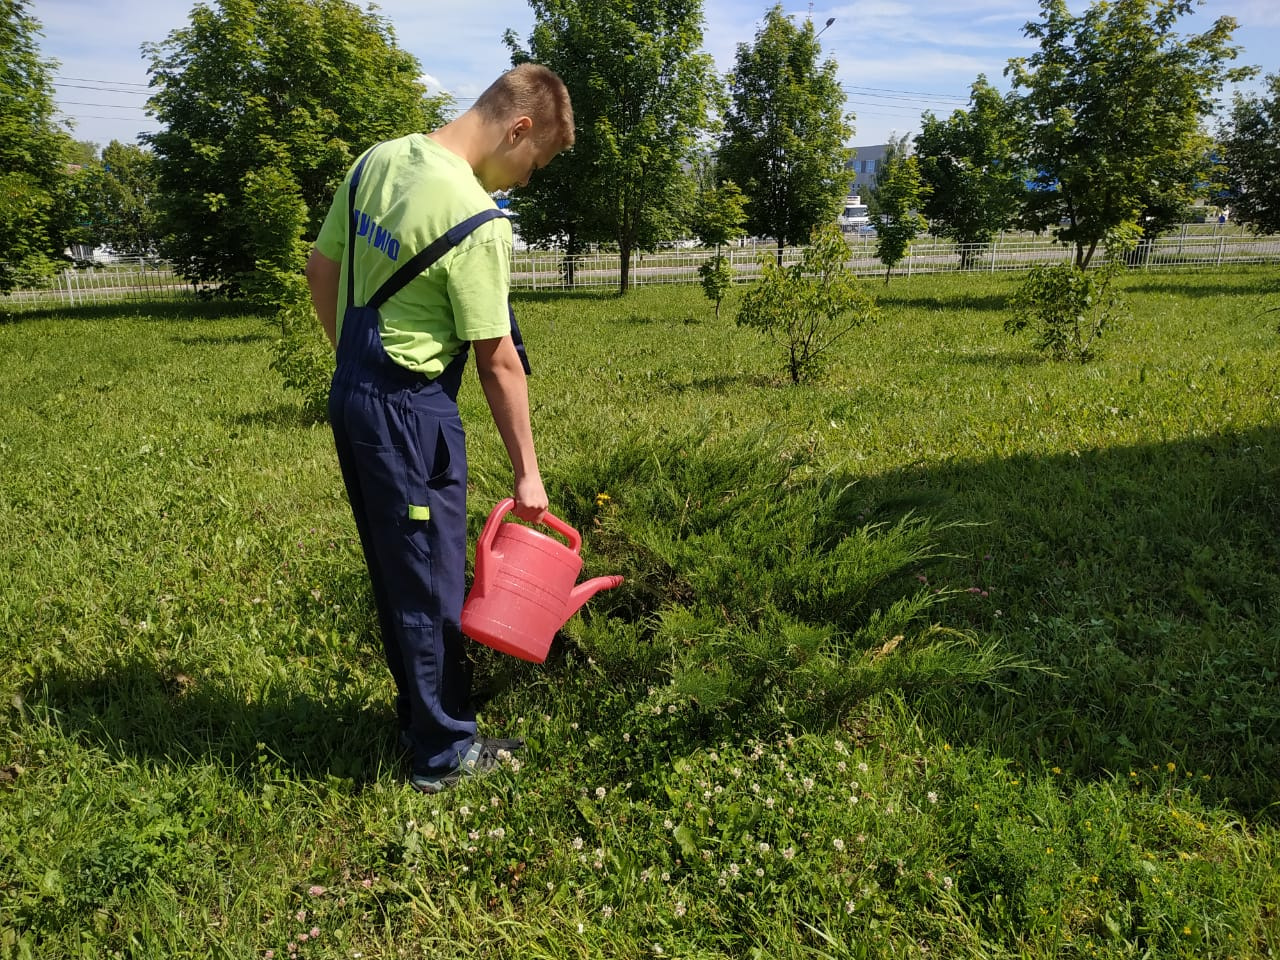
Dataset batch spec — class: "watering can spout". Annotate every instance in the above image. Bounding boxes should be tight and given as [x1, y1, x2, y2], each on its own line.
[565, 575, 624, 619]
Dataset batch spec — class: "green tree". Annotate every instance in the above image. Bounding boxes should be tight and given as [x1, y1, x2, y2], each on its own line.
[1220, 73, 1280, 235]
[1006, 0, 1250, 268]
[505, 0, 717, 294]
[692, 178, 747, 317]
[79, 141, 160, 256]
[869, 136, 928, 283]
[737, 223, 877, 384]
[144, 0, 449, 295]
[719, 5, 853, 265]
[914, 76, 1026, 269]
[0, 0, 75, 292]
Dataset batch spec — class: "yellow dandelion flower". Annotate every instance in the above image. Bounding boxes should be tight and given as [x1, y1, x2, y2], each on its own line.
[1166, 762, 1176, 773]
[1052, 766, 1062, 775]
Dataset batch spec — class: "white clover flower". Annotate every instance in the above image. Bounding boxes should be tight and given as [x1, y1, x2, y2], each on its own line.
[572, 837, 584, 850]
[845, 900, 856, 914]
[758, 842, 770, 854]
[928, 791, 939, 804]
[943, 876, 954, 891]
[663, 818, 674, 830]
[601, 906, 613, 919]
[833, 838, 845, 851]
[782, 847, 795, 860]
[858, 762, 869, 773]
[596, 786, 607, 800]
[674, 901, 686, 917]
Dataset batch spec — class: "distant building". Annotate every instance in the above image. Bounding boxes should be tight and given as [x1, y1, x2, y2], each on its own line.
[845, 144, 890, 196]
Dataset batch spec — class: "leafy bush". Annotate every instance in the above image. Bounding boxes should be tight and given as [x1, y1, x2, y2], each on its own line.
[269, 298, 333, 422]
[736, 224, 878, 383]
[536, 424, 1030, 745]
[1005, 261, 1126, 362]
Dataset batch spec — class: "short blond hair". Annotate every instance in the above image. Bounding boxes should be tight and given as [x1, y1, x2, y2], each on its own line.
[473, 63, 575, 149]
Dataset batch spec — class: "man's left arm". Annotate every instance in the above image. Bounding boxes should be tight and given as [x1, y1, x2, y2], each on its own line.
[306, 248, 342, 349]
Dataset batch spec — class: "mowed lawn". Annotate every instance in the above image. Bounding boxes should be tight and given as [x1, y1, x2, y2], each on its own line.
[1, 266, 1277, 958]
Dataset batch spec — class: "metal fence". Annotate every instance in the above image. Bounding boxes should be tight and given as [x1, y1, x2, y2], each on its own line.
[510, 227, 1280, 290]
[5, 226, 1278, 309]
[2, 257, 207, 309]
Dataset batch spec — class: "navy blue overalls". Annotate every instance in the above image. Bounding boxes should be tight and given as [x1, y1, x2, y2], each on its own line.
[328, 145, 530, 776]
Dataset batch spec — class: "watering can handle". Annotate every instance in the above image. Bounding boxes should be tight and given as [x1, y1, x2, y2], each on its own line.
[538, 509, 583, 554]
[472, 498, 583, 599]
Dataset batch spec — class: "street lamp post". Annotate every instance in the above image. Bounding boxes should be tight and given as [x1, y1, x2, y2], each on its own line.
[817, 16, 835, 38]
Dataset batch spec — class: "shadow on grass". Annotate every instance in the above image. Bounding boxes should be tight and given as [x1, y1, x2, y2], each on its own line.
[173, 331, 274, 347]
[513, 288, 622, 306]
[229, 403, 322, 429]
[878, 292, 1012, 314]
[33, 656, 395, 785]
[848, 422, 1280, 815]
[1, 299, 261, 324]
[1122, 273, 1279, 300]
[944, 350, 1045, 368]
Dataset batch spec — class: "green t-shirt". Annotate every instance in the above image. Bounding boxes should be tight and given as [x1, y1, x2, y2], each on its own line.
[315, 133, 512, 378]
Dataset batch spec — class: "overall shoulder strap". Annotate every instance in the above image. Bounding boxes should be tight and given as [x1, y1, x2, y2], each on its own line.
[365, 206, 532, 376]
[366, 208, 508, 311]
[345, 145, 378, 312]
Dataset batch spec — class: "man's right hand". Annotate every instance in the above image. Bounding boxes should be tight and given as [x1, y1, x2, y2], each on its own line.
[512, 472, 548, 524]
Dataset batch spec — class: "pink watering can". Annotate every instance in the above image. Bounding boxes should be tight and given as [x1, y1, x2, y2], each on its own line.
[461, 498, 624, 663]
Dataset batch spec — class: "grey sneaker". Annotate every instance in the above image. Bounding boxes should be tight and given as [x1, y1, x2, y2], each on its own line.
[408, 737, 524, 795]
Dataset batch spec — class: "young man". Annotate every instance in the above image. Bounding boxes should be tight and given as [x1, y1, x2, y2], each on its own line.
[305, 64, 574, 793]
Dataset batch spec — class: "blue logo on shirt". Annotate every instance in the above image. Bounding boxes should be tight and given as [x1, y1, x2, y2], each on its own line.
[352, 208, 401, 262]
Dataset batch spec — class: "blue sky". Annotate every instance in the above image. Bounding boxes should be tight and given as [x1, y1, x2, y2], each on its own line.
[36, 0, 1280, 151]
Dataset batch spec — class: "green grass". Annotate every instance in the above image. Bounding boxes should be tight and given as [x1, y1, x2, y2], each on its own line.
[1, 268, 1277, 958]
